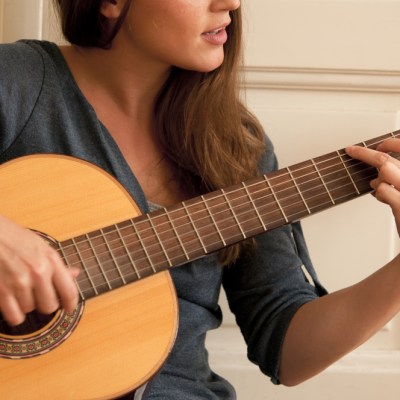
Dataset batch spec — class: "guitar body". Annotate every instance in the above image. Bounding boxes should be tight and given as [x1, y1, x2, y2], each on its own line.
[0, 155, 178, 400]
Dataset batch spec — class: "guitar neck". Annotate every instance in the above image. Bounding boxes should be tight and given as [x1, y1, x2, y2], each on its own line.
[58, 130, 400, 300]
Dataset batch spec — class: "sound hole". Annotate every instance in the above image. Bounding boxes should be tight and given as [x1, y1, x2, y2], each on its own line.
[0, 310, 57, 337]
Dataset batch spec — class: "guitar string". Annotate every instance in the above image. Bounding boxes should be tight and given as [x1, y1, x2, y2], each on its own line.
[60, 133, 398, 259]
[0, 135, 397, 323]
[63, 136, 393, 268]
[66, 137, 399, 290]
[57, 135, 396, 266]
[67, 160, 372, 265]
[61, 150, 371, 264]
[70, 165, 380, 294]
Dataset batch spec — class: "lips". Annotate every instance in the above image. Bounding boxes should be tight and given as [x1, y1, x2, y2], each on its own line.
[204, 27, 224, 35]
[201, 23, 230, 45]
[203, 22, 230, 36]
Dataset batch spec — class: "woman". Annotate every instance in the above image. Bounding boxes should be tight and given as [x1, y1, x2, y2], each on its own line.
[1, 0, 400, 399]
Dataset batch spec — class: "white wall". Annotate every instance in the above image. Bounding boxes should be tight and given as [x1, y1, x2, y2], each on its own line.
[1, 0, 400, 399]
[0, 0, 44, 42]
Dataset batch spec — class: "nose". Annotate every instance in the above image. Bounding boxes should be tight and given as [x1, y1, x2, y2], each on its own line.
[211, 0, 241, 12]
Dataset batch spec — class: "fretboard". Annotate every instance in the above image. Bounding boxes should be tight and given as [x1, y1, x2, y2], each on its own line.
[57, 130, 400, 301]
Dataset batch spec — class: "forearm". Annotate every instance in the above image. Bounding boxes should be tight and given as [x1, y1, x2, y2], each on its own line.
[279, 253, 400, 386]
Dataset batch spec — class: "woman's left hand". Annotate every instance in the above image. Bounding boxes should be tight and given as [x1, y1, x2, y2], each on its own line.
[346, 138, 400, 234]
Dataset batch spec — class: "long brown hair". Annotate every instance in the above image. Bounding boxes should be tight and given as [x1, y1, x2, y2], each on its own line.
[53, 0, 266, 265]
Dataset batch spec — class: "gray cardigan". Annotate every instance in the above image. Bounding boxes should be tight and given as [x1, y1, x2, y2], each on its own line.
[0, 40, 326, 399]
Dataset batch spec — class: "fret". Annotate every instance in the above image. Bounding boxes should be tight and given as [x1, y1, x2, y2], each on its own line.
[100, 228, 126, 285]
[158, 210, 191, 263]
[201, 195, 227, 246]
[117, 219, 155, 279]
[288, 160, 334, 215]
[314, 151, 359, 205]
[86, 233, 113, 290]
[165, 208, 190, 261]
[57, 243, 85, 300]
[286, 166, 311, 215]
[131, 220, 157, 274]
[200, 191, 245, 247]
[220, 188, 246, 239]
[135, 212, 182, 273]
[163, 203, 206, 262]
[242, 182, 267, 231]
[364, 133, 394, 150]
[60, 238, 96, 298]
[182, 201, 208, 254]
[266, 168, 311, 222]
[146, 213, 173, 267]
[84, 230, 123, 291]
[72, 237, 99, 296]
[115, 223, 142, 280]
[214, 182, 265, 239]
[340, 145, 377, 194]
[242, 177, 283, 230]
[311, 158, 335, 205]
[337, 150, 360, 195]
[264, 175, 289, 223]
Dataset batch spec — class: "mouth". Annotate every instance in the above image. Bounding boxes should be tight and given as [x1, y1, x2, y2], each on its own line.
[202, 21, 230, 36]
[201, 21, 230, 45]
[203, 27, 225, 36]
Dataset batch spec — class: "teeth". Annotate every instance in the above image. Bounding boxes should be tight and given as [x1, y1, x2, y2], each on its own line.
[206, 28, 221, 35]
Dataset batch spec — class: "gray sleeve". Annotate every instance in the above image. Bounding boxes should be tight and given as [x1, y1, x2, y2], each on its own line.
[0, 42, 44, 154]
[222, 135, 327, 384]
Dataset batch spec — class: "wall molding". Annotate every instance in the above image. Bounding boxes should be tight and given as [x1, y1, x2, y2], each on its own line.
[243, 66, 400, 93]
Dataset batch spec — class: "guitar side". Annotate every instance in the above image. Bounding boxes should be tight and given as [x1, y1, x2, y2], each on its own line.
[0, 155, 178, 400]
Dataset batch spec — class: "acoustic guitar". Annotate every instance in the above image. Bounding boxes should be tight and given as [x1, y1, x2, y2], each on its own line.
[0, 130, 397, 399]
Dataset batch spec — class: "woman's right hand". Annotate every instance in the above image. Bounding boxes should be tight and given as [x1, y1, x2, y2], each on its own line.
[0, 215, 79, 326]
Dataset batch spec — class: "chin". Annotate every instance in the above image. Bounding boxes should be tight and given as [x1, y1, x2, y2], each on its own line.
[200, 63, 224, 73]
[192, 57, 225, 73]
[203, 53, 225, 72]
[175, 50, 225, 73]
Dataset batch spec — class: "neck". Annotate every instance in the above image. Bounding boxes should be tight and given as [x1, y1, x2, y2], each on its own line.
[63, 131, 400, 301]
[59, 44, 170, 119]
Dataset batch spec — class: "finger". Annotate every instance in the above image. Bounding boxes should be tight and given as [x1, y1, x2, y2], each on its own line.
[370, 178, 379, 191]
[374, 182, 400, 210]
[345, 145, 392, 170]
[0, 291, 25, 326]
[8, 265, 35, 314]
[69, 267, 80, 279]
[52, 264, 80, 313]
[48, 248, 80, 313]
[33, 286, 59, 314]
[377, 161, 400, 189]
[30, 261, 60, 315]
[0, 252, 35, 314]
[15, 286, 35, 314]
[376, 138, 400, 154]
